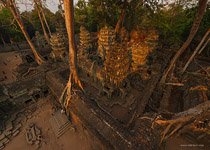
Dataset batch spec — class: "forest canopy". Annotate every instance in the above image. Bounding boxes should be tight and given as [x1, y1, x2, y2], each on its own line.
[0, 0, 209, 46]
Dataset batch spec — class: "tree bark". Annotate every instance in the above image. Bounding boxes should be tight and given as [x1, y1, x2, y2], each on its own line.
[115, 0, 127, 35]
[63, 0, 83, 89]
[38, 1, 52, 36]
[160, 0, 208, 83]
[5, 0, 44, 65]
[34, 0, 50, 45]
[182, 29, 210, 73]
[155, 101, 210, 142]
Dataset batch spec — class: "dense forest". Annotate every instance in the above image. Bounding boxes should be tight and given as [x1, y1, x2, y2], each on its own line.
[0, 0, 209, 47]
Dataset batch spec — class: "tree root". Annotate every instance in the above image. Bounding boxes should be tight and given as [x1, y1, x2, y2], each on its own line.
[22, 67, 37, 77]
[59, 73, 83, 110]
[157, 116, 194, 143]
[59, 74, 72, 110]
[154, 101, 210, 144]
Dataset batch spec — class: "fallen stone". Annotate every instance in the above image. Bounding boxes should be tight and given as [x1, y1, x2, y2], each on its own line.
[27, 115, 32, 119]
[31, 126, 37, 142]
[12, 123, 22, 133]
[1, 137, 9, 145]
[4, 130, 12, 138]
[35, 141, 40, 150]
[34, 126, 41, 135]
[37, 135, 42, 141]
[0, 142, 4, 150]
[29, 123, 34, 128]
[25, 132, 33, 145]
[12, 130, 20, 137]
[0, 134, 5, 141]
[15, 115, 25, 125]
[35, 140, 40, 145]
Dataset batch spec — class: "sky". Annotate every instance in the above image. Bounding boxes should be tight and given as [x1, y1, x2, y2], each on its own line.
[18, 0, 79, 13]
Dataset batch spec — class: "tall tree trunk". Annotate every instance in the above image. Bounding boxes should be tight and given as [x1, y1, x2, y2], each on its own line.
[34, 0, 50, 45]
[38, 1, 52, 36]
[59, 0, 83, 110]
[115, 0, 127, 35]
[6, 0, 44, 65]
[64, 0, 83, 89]
[160, 0, 208, 83]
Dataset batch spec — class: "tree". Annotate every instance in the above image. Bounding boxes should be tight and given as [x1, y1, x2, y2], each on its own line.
[37, 0, 52, 36]
[115, 0, 128, 34]
[34, 0, 50, 44]
[60, 0, 83, 109]
[160, 0, 208, 83]
[0, 7, 24, 43]
[0, 0, 44, 65]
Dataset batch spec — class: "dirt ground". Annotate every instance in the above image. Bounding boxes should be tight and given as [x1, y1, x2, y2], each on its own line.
[4, 98, 103, 150]
[0, 51, 22, 84]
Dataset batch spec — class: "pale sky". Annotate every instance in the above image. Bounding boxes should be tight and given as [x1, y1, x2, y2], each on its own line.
[17, 0, 79, 13]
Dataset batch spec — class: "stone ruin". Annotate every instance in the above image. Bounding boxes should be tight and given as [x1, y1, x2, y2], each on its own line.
[78, 26, 159, 99]
[79, 26, 92, 54]
[130, 29, 159, 71]
[0, 25, 161, 149]
[45, 25, 162, 149]
[50, 24, 68, 62]
[98, 26, 116, 61]
[1, 25, 209, 149]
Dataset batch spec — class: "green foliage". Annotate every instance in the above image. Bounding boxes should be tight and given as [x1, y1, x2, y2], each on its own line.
[1, 0, 209, 47]
[74, 0, 121, 32]
[22, 7, 58, 34]
[74, 0, 209, 47]
[0, 7, 24, 43]
[152, 5, 196, 45]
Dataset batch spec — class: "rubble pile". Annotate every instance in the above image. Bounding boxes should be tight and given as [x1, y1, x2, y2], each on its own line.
[0, 109, 34, 149]
[25, 123, 43, 149]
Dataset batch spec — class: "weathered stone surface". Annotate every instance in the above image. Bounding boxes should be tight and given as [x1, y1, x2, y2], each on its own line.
[0, 142, 4, 150]
[25, 123, 42, 147]
[5, 120, 13, 132]
[50, 24, 67, 62]
[98, 26, 115, 60]
[129, 29, 158, 71]
[12, 130, 20, 137]
[79, 26, 92, 52]
[0, 134, 5, 141]
[1, 136, 9, 145]
[3, 130, 12, 137]
[12, 123, 21, 134]
[49, 110, 72, 138]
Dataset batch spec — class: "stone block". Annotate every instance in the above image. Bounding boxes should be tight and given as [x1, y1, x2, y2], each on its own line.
[3, 130, 12, 138]
[5, 120, 13, 132]
[13, 123, 22, 132]
[0, 134, 5, 141]
[12, 130, 20, 137]
[0, 142, 4, 150]
[1, 137, 9, 145]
